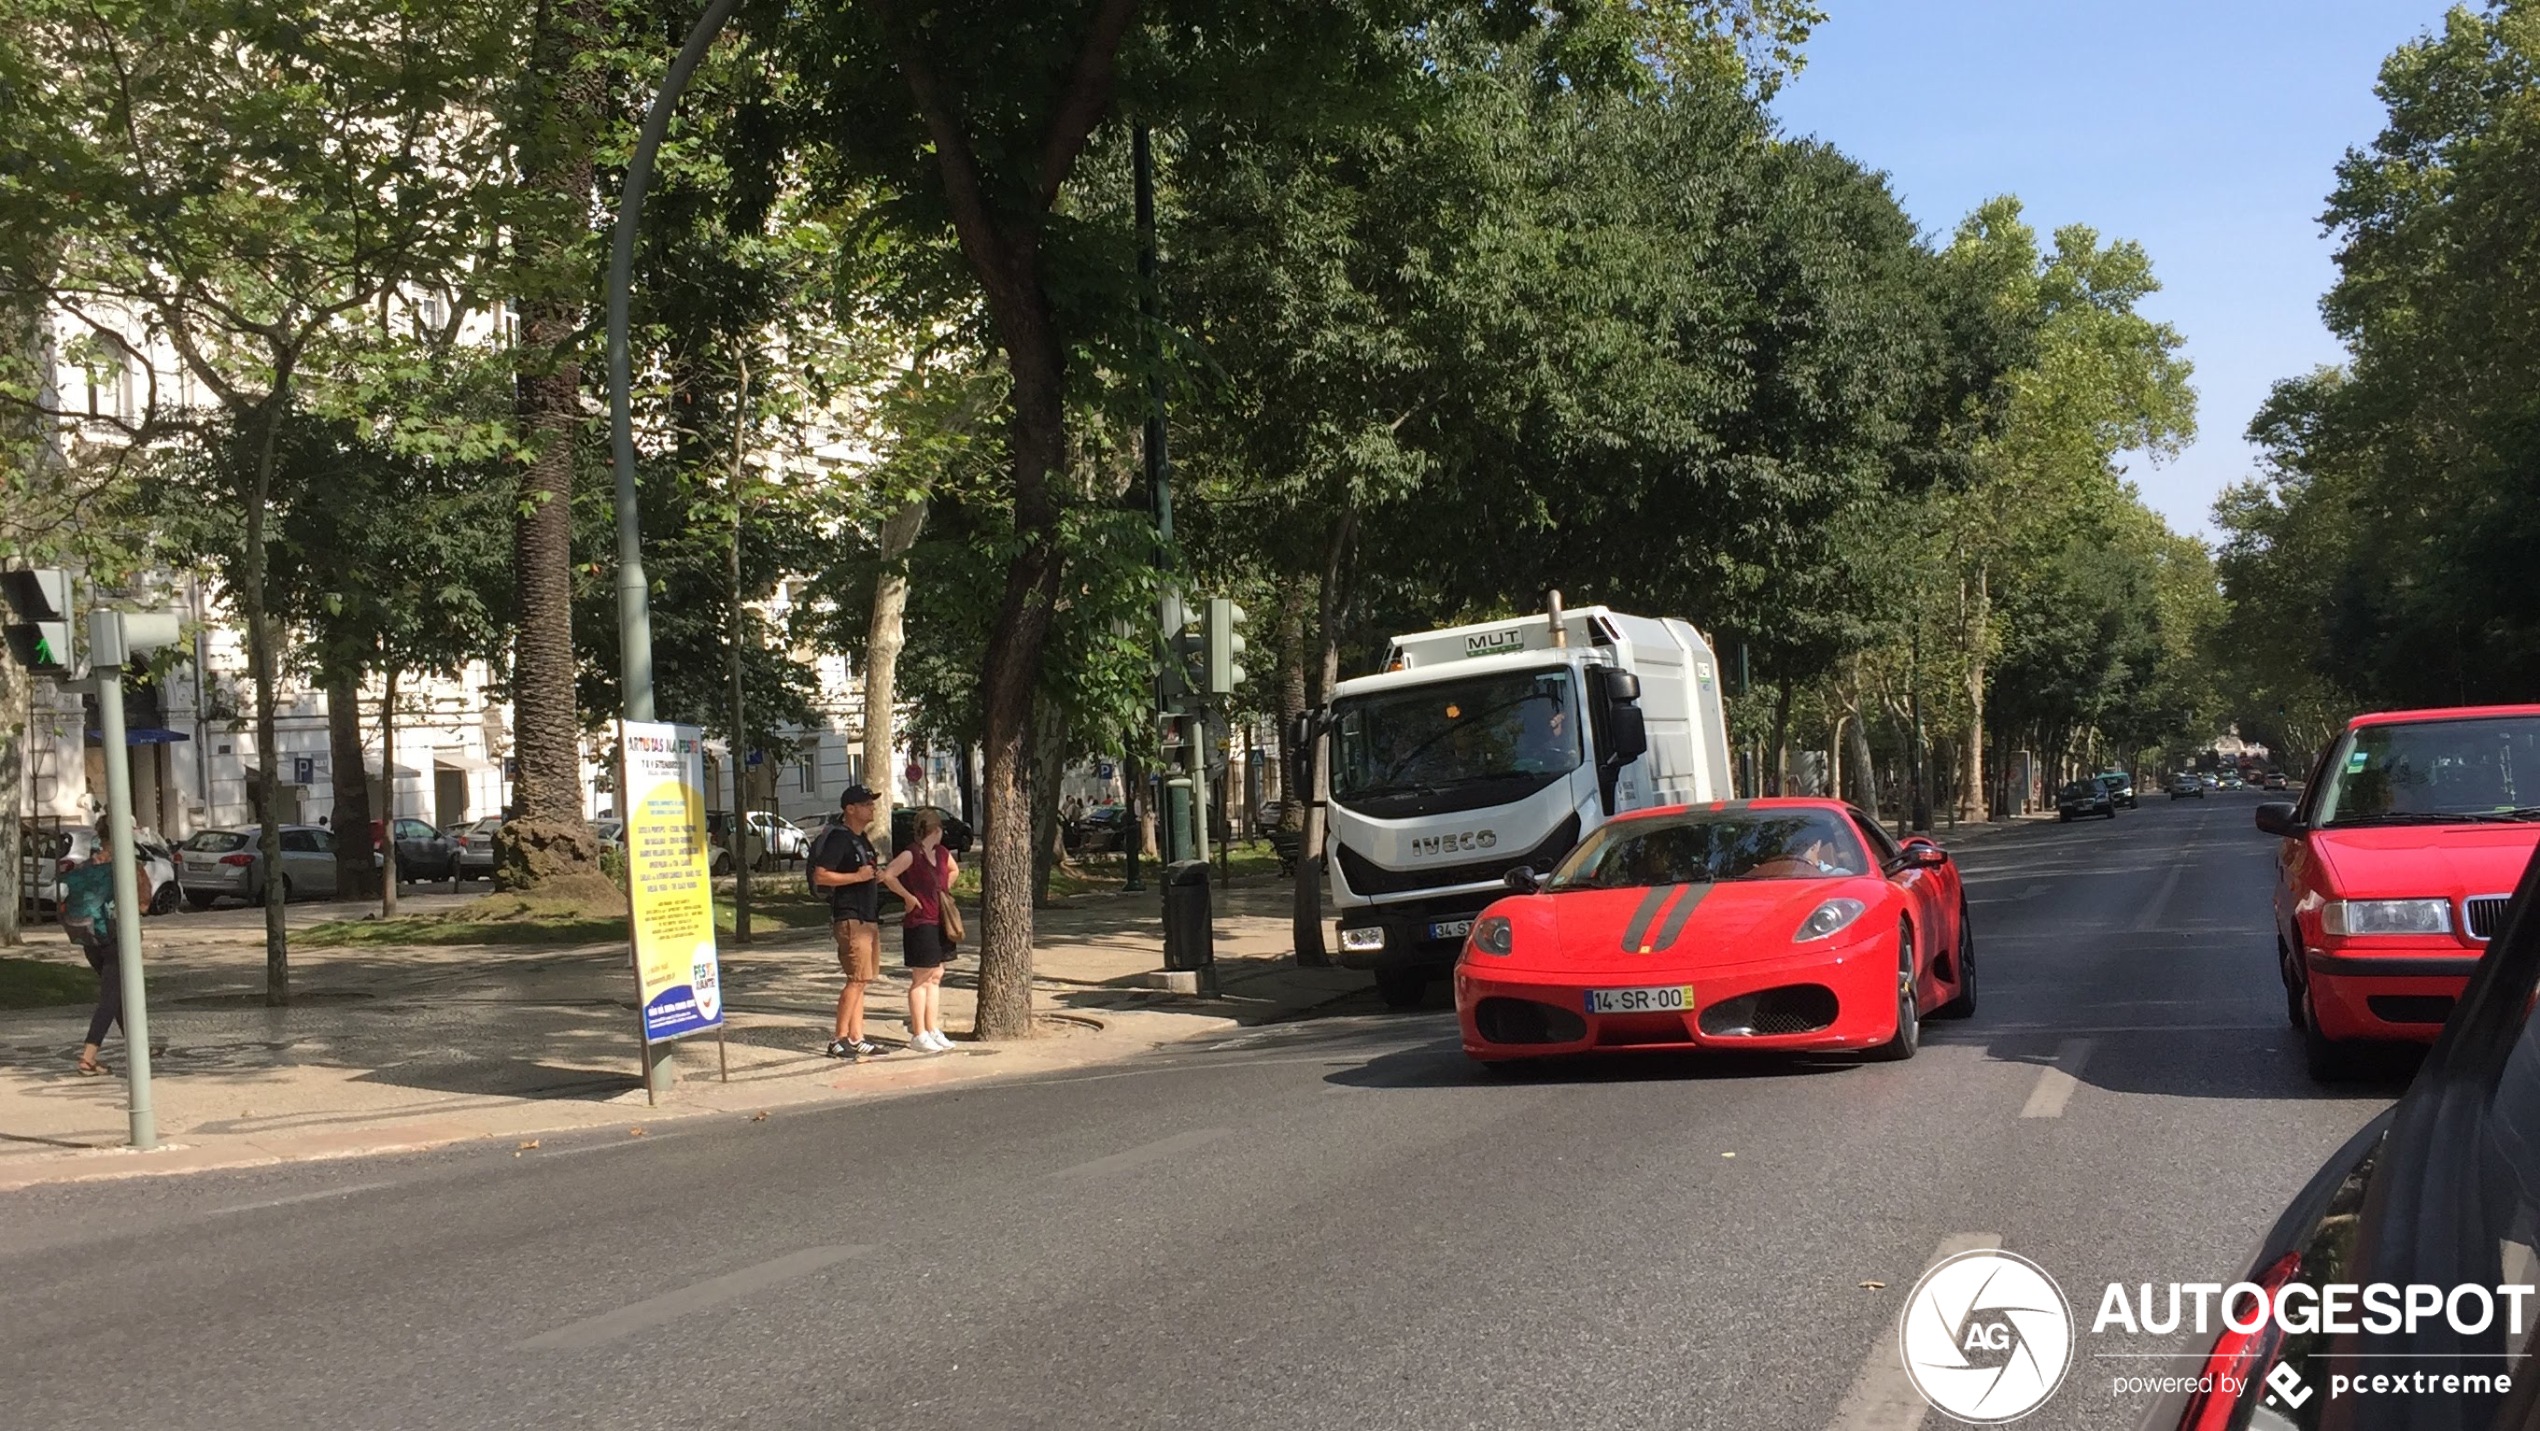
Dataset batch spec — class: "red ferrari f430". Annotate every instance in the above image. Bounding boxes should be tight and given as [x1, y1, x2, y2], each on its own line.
[1454, 799, 1974, 1066]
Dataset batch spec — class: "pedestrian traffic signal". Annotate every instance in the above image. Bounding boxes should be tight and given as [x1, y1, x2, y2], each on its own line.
[1205, 597, 1247, 696]
[2, 567, 75, 674]
[1162, 593, 1206, 699]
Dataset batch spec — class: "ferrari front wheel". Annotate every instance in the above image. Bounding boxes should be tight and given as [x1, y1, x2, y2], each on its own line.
[1865, 926, 1921, 1062]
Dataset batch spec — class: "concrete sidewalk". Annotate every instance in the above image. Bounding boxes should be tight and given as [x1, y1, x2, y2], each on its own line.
[0, 813, 2045, 1188]
[0, 874, 1367, 1189]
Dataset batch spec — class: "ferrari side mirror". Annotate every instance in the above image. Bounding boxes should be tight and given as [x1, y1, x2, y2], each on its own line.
[1504, 865, 1541, 893]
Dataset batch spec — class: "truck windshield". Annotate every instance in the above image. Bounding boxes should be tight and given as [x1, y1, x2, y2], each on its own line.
[1329, 669, 1579, 815]
[2312, 716, 2540, 825]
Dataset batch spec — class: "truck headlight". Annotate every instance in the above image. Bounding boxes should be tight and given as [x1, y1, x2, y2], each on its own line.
[1339, 925, 1387, 953]
[2322, 898, 2453, 937]
[1794, 897, 1868, 943]
[1468, 916, 1513, 956]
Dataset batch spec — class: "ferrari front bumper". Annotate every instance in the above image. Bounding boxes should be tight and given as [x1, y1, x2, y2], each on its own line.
[1454, 933, 1902, 1061]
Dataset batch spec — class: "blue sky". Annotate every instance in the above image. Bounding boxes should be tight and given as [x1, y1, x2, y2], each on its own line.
[1769, 1, 2444, 537]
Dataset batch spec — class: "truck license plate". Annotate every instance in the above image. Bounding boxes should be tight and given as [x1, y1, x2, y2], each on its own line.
[1428, 919, 1474, 941]
[1586, 985, 1694, 1016]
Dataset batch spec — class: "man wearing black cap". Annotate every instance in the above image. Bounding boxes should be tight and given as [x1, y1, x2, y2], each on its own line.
[811, 784, 886, 1058]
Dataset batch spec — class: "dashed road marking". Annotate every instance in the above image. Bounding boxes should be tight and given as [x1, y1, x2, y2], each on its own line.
[2133, 858, 2191, 932]
[515, 1245, 872, 1350]
[1824, 1232, 2003, 1430]
[1049, 1127, 1231, 1180]
[207, 1181, 394, 1216]
[2020, 1038, 2097, 1119]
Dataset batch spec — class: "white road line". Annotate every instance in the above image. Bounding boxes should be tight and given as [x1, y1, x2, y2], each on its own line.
[207, 1181, 395, 1216]
[515, 1245, 872, 1350]
[1049, 1127, 1232, 1180]
[2019, 1038, 2097, 1119]
[2132, 858, 2190, 932]
[1824, 1232, 2003, 1430]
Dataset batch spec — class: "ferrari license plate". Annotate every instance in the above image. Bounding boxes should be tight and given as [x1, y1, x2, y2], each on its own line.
[1586, 985, 1695, 1016]
[1427, 918, 1474, 941]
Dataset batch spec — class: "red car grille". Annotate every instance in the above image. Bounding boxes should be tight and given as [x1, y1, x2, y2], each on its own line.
[2467, 896, 2511, 941]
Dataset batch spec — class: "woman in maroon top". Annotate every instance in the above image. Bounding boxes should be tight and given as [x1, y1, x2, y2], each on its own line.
[880, 811, 959, 1051]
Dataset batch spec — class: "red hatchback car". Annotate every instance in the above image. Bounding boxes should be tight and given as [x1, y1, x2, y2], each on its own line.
[2261, 705, 2540, 1079]
[1454, 799, 1973, 1067]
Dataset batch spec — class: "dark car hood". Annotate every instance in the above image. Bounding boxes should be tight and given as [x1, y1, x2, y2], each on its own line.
[2146, 843, 2540, 1430]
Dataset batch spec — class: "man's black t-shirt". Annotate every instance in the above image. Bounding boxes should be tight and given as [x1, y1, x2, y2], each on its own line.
[814, 824, 881, 923]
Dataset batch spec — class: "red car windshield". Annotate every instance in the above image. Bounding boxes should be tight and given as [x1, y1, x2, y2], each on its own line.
[1547, 810, 1869, 889]
[2312, 716, 2540, 826]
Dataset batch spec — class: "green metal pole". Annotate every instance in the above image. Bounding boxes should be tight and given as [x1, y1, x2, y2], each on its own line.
[93, 646, 157, 1150]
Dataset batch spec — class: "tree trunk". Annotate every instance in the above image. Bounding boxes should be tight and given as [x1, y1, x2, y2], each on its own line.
[1962, 563, 1989, 822]
[1029, 697, 1065, 908]
[244, 396, 290, 1002]
[326, 669, 378, 902]
[968, 353, 1069, 1041]
[379, 667, 400, 916]
[497, 0, 603, 895]
[1294, 506, 1356, 967]
[862, 497, 927, 854]
[726, 360, 753, 942]
[1768, 679, 1792, 797]
[1275, 575, 1308, 828]
[1844, 659, 1882, 824]
[0, 646, 23, 947]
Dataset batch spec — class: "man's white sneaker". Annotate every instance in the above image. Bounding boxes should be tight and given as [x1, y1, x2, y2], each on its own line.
[925, 1031, 955, 1051]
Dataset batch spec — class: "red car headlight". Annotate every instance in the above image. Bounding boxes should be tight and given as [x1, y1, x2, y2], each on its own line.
[1468, 916, 1514, 956]
[2320, 898, 2451, 937]
[1794, 897, 1868, 942]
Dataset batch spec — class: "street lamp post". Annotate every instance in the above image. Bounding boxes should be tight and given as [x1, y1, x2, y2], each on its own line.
[607, 0, 740, 1101]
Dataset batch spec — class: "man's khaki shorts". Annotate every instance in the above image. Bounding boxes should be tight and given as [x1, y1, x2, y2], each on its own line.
[834, 918, 880, 983]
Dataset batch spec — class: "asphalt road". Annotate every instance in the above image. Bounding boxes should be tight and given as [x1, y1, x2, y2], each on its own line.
[0, 796, 2402, 1431]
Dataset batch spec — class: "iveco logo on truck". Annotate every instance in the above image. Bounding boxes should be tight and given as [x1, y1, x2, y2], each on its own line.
[1308, 595, 1735, 1010]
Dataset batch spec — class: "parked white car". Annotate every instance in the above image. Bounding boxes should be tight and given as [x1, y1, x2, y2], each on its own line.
[19, 822, 184, 917]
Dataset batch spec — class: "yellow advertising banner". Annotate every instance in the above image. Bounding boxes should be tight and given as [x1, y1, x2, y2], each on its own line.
[617, 720, 722, 1043]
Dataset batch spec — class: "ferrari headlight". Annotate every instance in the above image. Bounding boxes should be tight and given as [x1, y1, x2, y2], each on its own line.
[1794, 897, 1868, 943]
[2322, 898, 2452, 937]
[1468, 916, 1514, 956]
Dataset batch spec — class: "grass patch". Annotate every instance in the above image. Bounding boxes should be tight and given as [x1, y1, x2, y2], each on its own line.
[0, 955, 96, 1010]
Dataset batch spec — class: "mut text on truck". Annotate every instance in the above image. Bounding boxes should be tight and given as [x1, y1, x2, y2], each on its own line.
[1308, 600, 1733, 1008]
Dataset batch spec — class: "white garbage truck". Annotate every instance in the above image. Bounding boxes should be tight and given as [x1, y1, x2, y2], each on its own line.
[1311, 601, 1734, 1008]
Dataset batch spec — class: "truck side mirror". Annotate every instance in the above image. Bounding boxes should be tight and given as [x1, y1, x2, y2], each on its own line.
[1604, 705, 1648, 765]
[1601, 668, 1641, 702]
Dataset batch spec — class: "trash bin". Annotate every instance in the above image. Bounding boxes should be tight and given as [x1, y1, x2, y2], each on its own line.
[1162, 859, 1214, 972]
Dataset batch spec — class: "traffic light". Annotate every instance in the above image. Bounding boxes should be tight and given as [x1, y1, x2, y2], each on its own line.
[1162, 592, 1205, 699]
[3, 568, 75, 673]
[1205, 596, 1247, 696]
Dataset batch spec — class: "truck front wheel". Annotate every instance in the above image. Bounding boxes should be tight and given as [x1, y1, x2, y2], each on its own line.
[1374, 967, 1429, 1011]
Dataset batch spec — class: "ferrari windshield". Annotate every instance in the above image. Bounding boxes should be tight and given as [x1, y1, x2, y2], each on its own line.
[1546, 808, 1869, 889]
[1328, 668, 1580, 809]
[2312, 716, 2540, 825]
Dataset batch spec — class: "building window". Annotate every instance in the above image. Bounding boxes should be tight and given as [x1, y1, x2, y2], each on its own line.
[798, 750, 817, 794]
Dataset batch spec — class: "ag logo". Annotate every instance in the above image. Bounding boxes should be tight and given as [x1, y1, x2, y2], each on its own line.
[1900, 1249, 2073, 1423]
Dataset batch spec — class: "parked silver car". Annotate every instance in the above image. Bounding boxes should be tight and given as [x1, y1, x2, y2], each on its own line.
[176, 825, 340, 906]
[19, 822, 184, 916]
[453, 817, 503, 879]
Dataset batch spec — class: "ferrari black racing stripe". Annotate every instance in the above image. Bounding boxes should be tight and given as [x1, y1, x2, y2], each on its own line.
[1646, 882, 1711, 953]
[1618, 885, 1676, 953]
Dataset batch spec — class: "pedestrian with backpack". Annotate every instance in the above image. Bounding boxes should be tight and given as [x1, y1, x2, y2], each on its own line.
[809, 785, 887, 1060]
[58, 841, 122, 1077]
[879, 809, 960, 1051]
